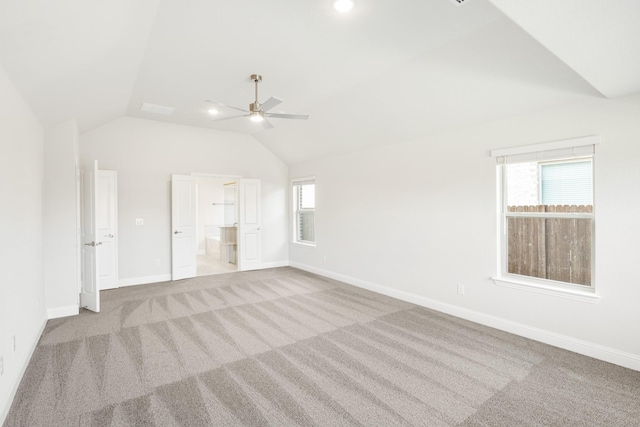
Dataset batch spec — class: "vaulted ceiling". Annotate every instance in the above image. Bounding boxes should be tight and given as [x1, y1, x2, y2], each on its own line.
[1, 0, 639, 164]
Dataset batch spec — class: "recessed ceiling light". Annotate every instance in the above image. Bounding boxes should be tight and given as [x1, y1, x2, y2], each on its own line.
[207, 108, 219, 115]
[333, 0, 354, 13]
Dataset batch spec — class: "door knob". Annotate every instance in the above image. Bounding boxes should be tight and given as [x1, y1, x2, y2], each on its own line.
[174, 230, 183, 234]
[104, 234, 114, 238]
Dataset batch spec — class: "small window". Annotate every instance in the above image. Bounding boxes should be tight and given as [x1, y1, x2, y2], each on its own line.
[493, 138, 596, 290]
[293, 178, 315, 244]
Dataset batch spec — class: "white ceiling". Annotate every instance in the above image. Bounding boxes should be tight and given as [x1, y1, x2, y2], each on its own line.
[487, 0, 640, 99]
[1, 0, 638, 164]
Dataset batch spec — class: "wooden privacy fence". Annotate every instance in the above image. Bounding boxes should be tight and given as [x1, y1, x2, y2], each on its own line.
[507, 205, 592, 286]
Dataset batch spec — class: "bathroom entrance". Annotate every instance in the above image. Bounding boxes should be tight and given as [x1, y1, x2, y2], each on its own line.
[171, 174, 262, 280]
[195, 176, 238, 276]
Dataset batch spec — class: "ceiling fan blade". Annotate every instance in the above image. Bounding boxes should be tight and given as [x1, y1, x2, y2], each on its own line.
[260, 96, 283, 112]
[265, 112, 309, 120]
[261, 119, 274, 130]
[205, 99, 248, 113]
[210, 114, 248, 122]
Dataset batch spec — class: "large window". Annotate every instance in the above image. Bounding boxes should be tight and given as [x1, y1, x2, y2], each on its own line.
[293, 178, 315, 244]
[493, 138, 596, 291]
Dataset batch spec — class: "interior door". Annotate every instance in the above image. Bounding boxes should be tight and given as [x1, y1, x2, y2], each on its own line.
[172, 174, 197, 280]
[80, 160, 100, 312]
[96, 170, 118, 290]
[238, 179, 262, 271]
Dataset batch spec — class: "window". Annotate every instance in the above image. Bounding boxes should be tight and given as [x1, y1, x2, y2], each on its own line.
[492, 137, 597, 293]
[292, 178, 315, 244]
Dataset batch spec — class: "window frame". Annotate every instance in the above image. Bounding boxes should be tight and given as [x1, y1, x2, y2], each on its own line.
[491, 136, 600, 303]
[292, 177, 316, 246]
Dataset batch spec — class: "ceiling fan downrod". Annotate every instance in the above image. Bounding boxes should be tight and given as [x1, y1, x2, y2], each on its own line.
[250, 74, 262, 113]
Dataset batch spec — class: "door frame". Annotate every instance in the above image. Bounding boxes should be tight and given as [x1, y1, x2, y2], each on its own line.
[171, 172, 264, 279]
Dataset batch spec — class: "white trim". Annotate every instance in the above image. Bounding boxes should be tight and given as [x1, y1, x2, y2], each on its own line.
[1, 316, 47, 426]
[291, 175, 315, 185]
[47, 305, 79, 319]
[491, 135, 600, 157]
[492, 277, 600, 303]
[291, 241, 316, 248]
[260, 260, 290, 269]
[118, 274, 172, 287]
[289, 262, 639, 372]
[506, 211, 594, 219]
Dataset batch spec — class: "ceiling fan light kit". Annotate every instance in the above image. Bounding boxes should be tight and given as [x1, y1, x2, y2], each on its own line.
[333, 0, 355, 13]
[249, 111, 264, 122]
[207, 74, 309, 130]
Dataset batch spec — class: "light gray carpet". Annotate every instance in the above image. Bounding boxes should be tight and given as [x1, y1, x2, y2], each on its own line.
[4, 267, 640, 426]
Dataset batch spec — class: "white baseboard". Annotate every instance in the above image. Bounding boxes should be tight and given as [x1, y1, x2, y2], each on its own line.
[46, 305, 79, 320]
[290, 262, 640, 372]
[260, 260, 289, 269]
[118, 274, 172, 288]
[1, 315, 47, 425]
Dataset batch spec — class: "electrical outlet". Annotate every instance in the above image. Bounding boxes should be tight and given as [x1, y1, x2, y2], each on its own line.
[155, 259, 161, 266]
[322, 255, 327, 263]
[135, 218, 144, 225]
[457, 284, 465, 295]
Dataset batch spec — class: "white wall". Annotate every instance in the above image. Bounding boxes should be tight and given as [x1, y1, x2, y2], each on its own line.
[0, 65, 46, 423]
[44, 119, 80, 318]
[289, 94, 640, 370]
[81, 117, 289, 285]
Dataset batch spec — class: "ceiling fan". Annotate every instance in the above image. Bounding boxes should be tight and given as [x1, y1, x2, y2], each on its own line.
[206, 74, 309, 129]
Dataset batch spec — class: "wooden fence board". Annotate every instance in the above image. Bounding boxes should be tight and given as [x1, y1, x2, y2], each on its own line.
[507, 205, 592, 286]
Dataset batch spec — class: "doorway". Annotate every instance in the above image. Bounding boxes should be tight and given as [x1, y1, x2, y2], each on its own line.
[195, 177, 238, 276]
[80, 161, 118, 313]
[171, 174, 262, 280]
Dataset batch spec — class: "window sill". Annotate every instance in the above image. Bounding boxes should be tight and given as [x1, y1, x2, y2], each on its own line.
[292, 241, 316, 248]
[491, 276, 600, 304]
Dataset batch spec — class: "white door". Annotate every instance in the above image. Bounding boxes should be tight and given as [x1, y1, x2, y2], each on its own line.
[238, 179, 262, 271]
[96, 170, 118, 290]
[80, 161, 100, 312]
[172, 174, 197, 280]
